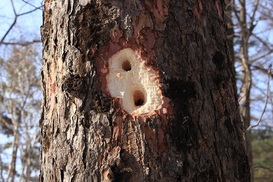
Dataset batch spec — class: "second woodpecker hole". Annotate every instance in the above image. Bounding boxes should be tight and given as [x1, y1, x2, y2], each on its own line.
[133, 90, 145, 106]
[122, 60, 131, 71]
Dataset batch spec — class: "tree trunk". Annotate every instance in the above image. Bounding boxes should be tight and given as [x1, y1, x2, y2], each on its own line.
[238, 0, 253, 177]
[40, 0, 251, 181]
[7, 121, 19, 182]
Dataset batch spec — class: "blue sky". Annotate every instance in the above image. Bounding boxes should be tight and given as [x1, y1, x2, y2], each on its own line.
[0, 0, 43, 44]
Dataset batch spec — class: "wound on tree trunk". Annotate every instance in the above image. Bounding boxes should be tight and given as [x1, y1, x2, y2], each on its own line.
[40, 0, 251, 181]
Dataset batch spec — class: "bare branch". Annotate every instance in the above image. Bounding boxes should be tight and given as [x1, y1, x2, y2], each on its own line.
[238, 93, 246, 102]
[252, 65, 273, 78]
[252, 33, 273, 51]
[21, 0, 43, 10]
[233, 0, 241, 25]
[248, 0, 260, 36]
[17, 6, 42, 16]
[0, 0, 42, 44]
[251, 49, 273, 63]
[0, 0, 17, 44]
[1, 40, 41, 46]
[247, 65, 272, 131]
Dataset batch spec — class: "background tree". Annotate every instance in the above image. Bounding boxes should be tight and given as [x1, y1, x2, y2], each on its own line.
[0, 44, 41, 181]
[232, 0, 273, 179]
[40, 0, 250, 181]
[0, 0, 42, 181]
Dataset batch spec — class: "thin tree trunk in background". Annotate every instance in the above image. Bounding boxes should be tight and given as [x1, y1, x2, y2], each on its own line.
[238, 0, 253, 177]
[0, 156, 4, 182]
[226, 0, 235, 63]
[40, 0, 251, 181]
[22, 125, 31, 182]
[26, 144, 31, 182]
[7, 122, 19, 182]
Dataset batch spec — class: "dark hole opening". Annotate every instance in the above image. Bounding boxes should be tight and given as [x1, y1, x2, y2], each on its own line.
[133, 90, 145, 106]
[122, 60, 131, 71]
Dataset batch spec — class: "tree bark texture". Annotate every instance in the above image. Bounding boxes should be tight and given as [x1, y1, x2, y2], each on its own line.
[40, 0, 251, 181]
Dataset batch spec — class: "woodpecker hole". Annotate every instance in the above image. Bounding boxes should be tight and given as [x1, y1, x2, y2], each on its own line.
[133, 90, 145, 106]
[122, 60, 131, 71]
[106, 48, 164, 116]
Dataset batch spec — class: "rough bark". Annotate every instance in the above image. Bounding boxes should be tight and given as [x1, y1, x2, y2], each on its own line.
[40, 0, 251, 181]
